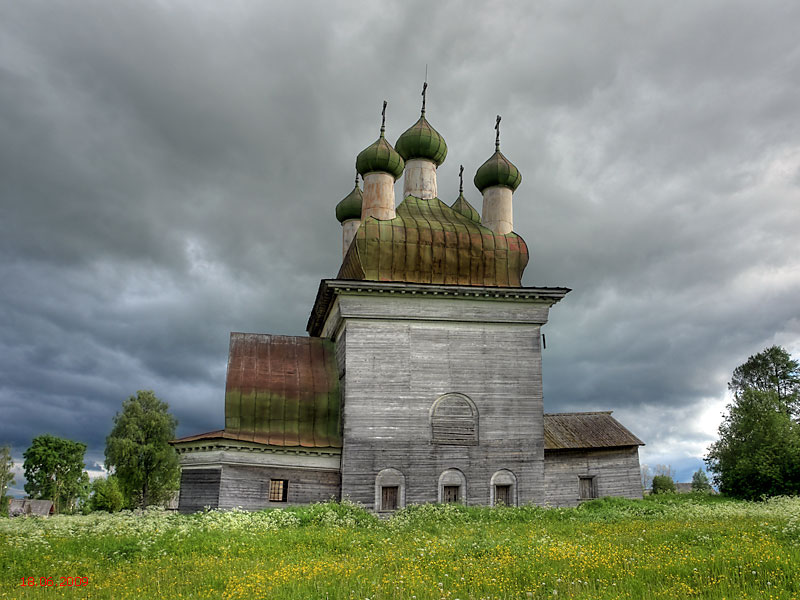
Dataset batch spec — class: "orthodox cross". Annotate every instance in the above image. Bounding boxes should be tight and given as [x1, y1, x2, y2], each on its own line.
[380, 100, 387, 135]
[459, 165, 464, 194]
[495, 115, 501, 151]
[421, 81, 428, 116]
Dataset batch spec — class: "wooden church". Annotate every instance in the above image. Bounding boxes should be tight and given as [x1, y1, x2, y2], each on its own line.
[172, 89, 644, 513]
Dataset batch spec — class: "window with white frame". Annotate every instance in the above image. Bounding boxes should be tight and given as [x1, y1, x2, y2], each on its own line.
[438, 468, 467, 504]
[375, 468, 405, 512]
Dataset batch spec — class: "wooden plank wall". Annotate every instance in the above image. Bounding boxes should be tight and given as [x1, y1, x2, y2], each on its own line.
[178, 468, 221, 513]
[543, 446, 643, 507]
[217, 465, 341, 510]
[337, 293, 550, 509]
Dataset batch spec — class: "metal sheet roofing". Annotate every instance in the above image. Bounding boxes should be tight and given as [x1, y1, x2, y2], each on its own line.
[338, 196, 529, 286]
[222, 333, 341, 448]
[543, 412, 644, 450]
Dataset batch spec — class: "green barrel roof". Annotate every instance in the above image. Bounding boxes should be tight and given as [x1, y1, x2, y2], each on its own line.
[356, 133, 405, 180]
[335, 183, 363, 223]
[395, 116, 447, 166]
[474, 149, 522, 192]
[223, 333, 341, 448]
[451, 193, 480, 222]
[338, 195, 528, 287]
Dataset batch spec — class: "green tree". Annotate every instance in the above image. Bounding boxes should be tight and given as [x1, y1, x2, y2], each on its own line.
[88, 475, 124, 512]
[705, 388, 800, 499]
[1, 445, 15, 517]
[729, 345, 799, 418]
[651, 474, 676, 494]
[691, 469, 712, 493]
[22, 435, 88, 513]
[105, 390, 179, 508]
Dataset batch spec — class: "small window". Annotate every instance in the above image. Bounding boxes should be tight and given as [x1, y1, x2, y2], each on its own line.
[375, 468, 405, 511]
[443, 485, 461, 503]
[495, 485, 511, 506]
[269, 479, 288, 502]
[579, 476, 596, 500]
[381, 486, 398, 511]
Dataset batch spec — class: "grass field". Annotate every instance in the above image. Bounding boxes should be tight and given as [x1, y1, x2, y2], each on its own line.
[2, 494, 799, 599]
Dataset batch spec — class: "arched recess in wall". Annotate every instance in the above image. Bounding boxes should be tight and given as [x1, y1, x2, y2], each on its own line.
[430, 393, 478, 445]
[438, 468, 467, 504]
[490, 469, 517, 507]
[375, 468, 405, 512]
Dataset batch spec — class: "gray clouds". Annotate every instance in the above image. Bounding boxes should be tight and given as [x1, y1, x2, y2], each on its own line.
[1, 0, 799, 489]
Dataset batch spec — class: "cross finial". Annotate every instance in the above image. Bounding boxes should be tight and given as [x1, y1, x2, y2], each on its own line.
[355, 170, 359, 188]
[459, 165, 464, 194]
[380, 100, 387, 136]
[495, 115, 501, 151]
[421, 81, 427, 116]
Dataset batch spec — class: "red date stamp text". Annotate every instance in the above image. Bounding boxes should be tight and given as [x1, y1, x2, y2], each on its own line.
[20, 577, 88, 587]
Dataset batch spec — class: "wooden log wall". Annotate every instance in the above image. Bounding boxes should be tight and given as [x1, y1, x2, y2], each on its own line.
[334, 292, 554, 509]
[218, 465, 341, 510]
[543, 446, 643, 507]
[178, 468, 222, 513]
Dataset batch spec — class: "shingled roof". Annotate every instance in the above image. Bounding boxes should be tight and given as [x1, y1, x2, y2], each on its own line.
[543, 411, 644, 450]
[338, 195, 529, 287]
[218, 333, 341, 448]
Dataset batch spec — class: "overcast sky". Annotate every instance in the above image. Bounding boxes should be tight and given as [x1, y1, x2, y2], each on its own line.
[2, 0, 799, 495]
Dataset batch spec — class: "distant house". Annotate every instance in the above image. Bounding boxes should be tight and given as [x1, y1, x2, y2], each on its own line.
[8, 499, 54, 517]
[543, 412, 645, 505]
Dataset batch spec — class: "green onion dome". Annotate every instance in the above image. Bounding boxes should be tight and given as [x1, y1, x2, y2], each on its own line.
[473, 149, 522, 192]
[395, 116, 447, 166]
[451, 192, 480, 222]
[336, 180, 363, 223]
[356, 132, 405, 180]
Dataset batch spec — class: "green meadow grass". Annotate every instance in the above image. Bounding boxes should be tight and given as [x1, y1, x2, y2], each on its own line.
[2, 494, 798, 599]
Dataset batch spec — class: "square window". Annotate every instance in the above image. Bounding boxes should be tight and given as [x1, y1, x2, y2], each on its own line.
[381, 486, 398, 511]
[443, 485, 460, 503]
[269, 479, 288, 502]
[495, 484, 511, 506]
[579, 476, 596, 500]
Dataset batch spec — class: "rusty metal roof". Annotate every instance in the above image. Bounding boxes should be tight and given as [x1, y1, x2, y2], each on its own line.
[338, 196, 529, 287]
[221, 333, 341, 448]
[543, 412, 644, 450]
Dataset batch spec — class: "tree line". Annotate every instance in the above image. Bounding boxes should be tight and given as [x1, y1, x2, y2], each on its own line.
[705, 345, 800, 499]
[641, 346, 798, 500]
[1, 390, 179, 515]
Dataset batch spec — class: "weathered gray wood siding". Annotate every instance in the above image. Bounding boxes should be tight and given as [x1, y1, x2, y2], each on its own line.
[333, 292, 554, 509]
[218, 465, 341, 510]
[178, 468, 221, 513]
[543, 446, 643, 507]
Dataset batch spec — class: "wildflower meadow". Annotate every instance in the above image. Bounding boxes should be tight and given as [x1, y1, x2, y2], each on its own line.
[2, 494, 798, 599]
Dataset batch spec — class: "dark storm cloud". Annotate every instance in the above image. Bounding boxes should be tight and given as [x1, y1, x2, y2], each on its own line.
[2, 0, 799, 487]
